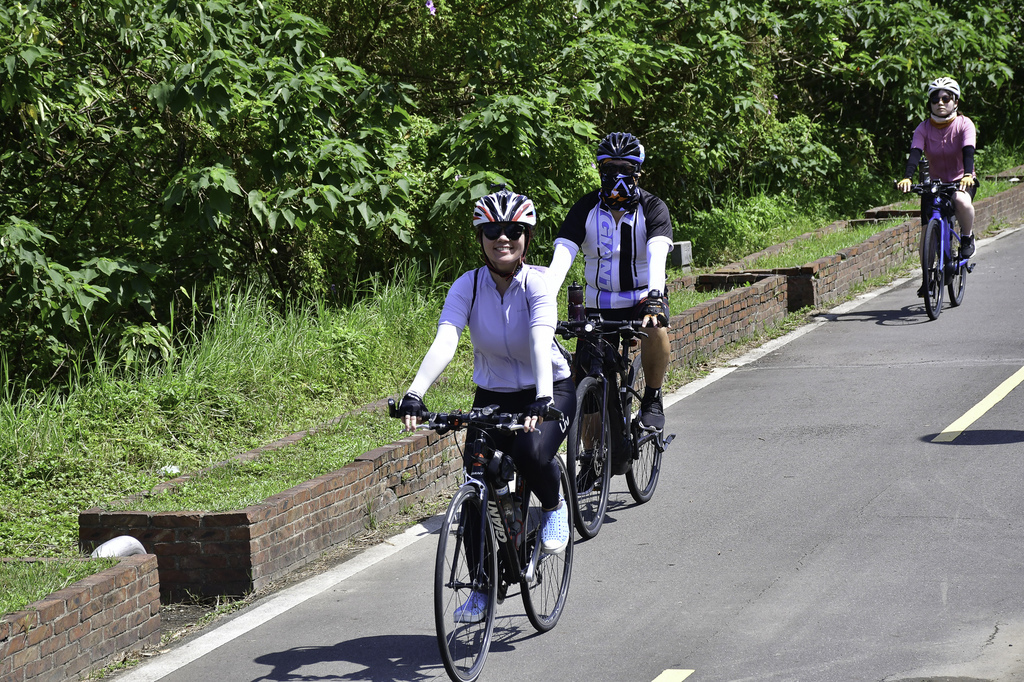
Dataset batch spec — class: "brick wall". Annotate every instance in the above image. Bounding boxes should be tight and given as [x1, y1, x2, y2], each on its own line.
[668, 274, 789, 364]
[714, 181, 1024, 312]
[79, 427, 464, 600]
[0, 555, 160, 682]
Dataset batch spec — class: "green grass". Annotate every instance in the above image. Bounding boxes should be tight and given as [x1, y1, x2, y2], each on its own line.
[107, 412, 399, 513]
[748, 218, 904, 270]
[0, 558, 118, 615]
[0, 266, 474, 559]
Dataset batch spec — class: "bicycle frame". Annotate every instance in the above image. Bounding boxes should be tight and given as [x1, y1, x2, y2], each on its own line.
[922, 188, 968, 275]
[570, 316, 645, 458]
[465, 443, 544, 587]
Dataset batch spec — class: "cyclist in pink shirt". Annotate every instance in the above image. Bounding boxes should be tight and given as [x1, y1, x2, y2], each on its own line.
[897, 77, 979, 295]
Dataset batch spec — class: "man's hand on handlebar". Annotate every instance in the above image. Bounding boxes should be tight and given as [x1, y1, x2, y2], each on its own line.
[958, 175, 975, 192]
[641, 290, 669, 328]
[896, 178, 912, 193]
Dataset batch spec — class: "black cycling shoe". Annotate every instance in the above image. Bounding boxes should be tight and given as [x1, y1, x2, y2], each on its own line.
[917, 283, 927, 298]
[960, 234, 975, 259]
[639, 395, 665, 431]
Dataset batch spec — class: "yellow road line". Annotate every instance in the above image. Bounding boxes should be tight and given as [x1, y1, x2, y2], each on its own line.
[933, 365, 1024, 442]
[652, 671, 694, 682]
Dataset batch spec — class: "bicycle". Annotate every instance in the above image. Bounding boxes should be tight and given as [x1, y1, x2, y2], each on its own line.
[556, 313, 676, 539]
[388, 400, 573, 682]
[904, 179, 976, 320]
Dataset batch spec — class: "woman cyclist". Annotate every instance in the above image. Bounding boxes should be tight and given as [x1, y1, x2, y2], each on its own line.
[396, 187, 576, 623]
[897, 77, 979, 295]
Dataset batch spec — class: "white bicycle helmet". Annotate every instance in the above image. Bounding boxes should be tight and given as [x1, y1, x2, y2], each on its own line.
[471, 188, 537, 230]
[927, 77, 961, 99]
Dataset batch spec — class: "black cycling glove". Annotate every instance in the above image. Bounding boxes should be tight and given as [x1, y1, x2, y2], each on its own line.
[642, 289, 669, 328]
[523, 396, 554, 420]
[397, 392, 428, 419]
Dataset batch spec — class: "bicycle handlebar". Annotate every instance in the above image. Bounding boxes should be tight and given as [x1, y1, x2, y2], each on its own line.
[387, 399, 564, 434]
[900, 180, 961, 197]
[556, 317, 648, 339]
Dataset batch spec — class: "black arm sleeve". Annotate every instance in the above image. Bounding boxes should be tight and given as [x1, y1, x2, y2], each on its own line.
[963, 145, 975, 176]
[904, 148, 923, 179]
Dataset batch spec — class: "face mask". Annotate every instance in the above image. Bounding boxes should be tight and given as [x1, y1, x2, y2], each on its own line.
[600, 171, 639, 209]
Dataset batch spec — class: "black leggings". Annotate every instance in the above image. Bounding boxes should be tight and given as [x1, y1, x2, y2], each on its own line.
[469, 378, 576, 509]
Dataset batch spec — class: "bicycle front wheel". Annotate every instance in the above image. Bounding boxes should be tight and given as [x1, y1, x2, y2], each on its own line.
[435, 485, 498, 682]
[567, 376, 611, 539]
[948, 231, 967, 306]
[626, 427, 662, 504]
[521, 455, 574, 632]
[923, 219, 943, 320]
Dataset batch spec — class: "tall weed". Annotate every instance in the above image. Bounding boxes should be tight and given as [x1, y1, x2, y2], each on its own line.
[0, 267, 471, 557]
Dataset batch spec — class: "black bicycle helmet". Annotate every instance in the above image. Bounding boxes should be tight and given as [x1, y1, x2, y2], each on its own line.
[596, 132, 646, 167]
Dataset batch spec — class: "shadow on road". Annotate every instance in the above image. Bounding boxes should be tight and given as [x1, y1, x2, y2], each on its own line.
[251, 634, 441, 681]
[922, 429, 1024, 445]
[818, 303, 929, 326]
[249, 619, 540, 681]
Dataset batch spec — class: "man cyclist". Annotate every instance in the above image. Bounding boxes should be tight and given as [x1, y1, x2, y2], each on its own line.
[396, 187, 576, 623]
[896, 77, 978, 296]
[546, 132, 674, 447]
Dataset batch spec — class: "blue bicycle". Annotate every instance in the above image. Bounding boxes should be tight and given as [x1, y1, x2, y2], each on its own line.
[907, 180, 976, 320]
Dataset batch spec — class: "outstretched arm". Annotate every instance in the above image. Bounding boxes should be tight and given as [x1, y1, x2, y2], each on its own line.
[406, 324, 460, 399]
[546, 239, 579, 293]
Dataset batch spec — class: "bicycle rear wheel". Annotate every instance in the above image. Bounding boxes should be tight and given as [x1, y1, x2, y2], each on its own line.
[948, 229, 967, 306]
[520, 456, 574, 632]
[923, 219, 943, 320]
[435, 485, 498, 682]
[567, 376, 611, 539]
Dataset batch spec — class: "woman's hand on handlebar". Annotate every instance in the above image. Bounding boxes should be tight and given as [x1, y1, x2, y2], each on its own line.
[522, 396, 553, 433]
[896, 178, 912, 193]
[396, 392, 427, 432]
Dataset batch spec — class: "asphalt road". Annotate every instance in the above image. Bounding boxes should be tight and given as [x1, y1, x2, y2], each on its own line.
[116, 225, 1024, 682]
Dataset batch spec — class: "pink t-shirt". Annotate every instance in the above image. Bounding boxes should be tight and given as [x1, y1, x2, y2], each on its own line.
[910, 115, 977, 182]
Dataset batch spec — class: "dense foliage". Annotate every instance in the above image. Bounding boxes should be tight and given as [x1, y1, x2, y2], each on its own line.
[2, 0, 1021, 391]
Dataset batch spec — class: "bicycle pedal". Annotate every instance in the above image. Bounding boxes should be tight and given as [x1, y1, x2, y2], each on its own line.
[967, 263, 976, 273]
[663, 433, 676, 447]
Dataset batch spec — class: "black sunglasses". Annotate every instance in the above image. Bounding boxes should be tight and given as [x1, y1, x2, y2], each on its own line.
[600, 161, 638, 176]
[481, 222, 526, 241]
[930, 94, 955, 104]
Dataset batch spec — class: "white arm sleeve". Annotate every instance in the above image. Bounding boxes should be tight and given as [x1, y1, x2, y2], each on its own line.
[646, 238, 672, 294]
[529, 323, 555, 399]
[546, 239, 579, 293]
[407, 324, 461, 398]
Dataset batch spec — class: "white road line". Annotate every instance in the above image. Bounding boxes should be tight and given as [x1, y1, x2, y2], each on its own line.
[652, 670, 695, 681]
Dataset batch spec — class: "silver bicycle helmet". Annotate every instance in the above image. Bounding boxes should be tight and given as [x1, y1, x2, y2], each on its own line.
[927, 77, 961, 99]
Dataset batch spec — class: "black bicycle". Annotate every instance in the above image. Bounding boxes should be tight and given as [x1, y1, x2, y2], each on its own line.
[556, 314, 675, 539]
[388, 400, 573, 682]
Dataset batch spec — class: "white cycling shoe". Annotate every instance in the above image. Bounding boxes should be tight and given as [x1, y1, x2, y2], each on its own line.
[541, 500, 569, 554]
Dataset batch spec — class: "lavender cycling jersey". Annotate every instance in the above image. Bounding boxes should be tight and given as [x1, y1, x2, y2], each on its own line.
[554, 189, 674, 309]
[438, 265, 571, 392]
